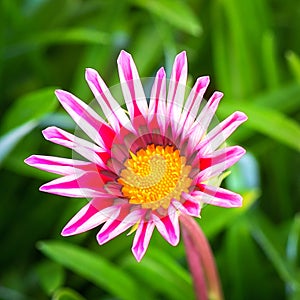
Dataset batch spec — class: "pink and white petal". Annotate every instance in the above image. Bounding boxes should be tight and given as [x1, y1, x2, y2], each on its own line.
[85, 68, 135, 134]
[132, 219, 155, 262]
[42, 126, 109, 168]
[148, 67, 167, 134]
[188, 92, 224, 150]
[192, 184, 243, 208]
[97, 208, 145, 244]
[172, 195, 202, 217]
[166, 52, 188, 133]
[24, 155, 95, 175]
[196, 111, 248, 155]
[55, 90, 115, 150]
[195, 146, 246, 182]
[177, 76, 210, 137]
[117, 50, 148, 120]
[61, 198, 115, 236]
[152, 206, 180, 246]
[39, 172, 108, 198]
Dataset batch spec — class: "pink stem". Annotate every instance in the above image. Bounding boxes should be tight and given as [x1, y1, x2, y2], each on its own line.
[180, 214, 223, 300]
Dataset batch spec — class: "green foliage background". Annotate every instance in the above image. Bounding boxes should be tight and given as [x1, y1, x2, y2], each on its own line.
[1, 0, 300, 299]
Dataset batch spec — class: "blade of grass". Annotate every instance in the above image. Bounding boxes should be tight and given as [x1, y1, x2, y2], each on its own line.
[38, 241, 141, 300]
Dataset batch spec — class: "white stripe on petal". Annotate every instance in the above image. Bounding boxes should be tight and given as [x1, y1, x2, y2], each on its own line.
[148, 67, 167, 134]
[85, 68, 136, 133]
[132, 219, 155, 262]
[197, 111, 248, 155]
[24, 155, 95, 175]
[188, 91, 223, 150]
[176, 76, 210, 137]
[192, 184, 243, 208]
[61, 198, 115, 236]
[152, 206, 180, 246]
[42, 126, 108, 168]
[39, 172, 108, 198]
[172, 196, 201, 217]
[166, 52, 187, 134]
[97, 207, 144, 244]
[55, 90, 114, 150]
[196, 146, 246, 182]
[117, 50, 148, 120]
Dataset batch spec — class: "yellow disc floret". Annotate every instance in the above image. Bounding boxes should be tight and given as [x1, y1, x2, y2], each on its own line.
[118, 144, 192, 210]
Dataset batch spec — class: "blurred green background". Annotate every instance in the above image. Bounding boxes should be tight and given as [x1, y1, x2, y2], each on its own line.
[1, 0, 300, 299]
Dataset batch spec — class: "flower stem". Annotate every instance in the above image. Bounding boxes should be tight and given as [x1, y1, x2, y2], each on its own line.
[180, 214, 223, 300]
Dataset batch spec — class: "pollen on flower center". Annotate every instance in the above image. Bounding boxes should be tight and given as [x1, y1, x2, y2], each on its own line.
[118, 144, 192, 210]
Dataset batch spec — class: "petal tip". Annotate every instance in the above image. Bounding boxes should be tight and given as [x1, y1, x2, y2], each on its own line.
[117, 50, 131, 64]
[157, 67, 166, 79]
[24, 155, 34, 165]
[132, 247, 144, 262]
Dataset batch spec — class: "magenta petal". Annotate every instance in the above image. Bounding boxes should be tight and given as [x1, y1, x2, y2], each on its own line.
[55, 90, 115, 150]
[166, 51, 187, 134]
[61, 198, 115, 236]
[85, 68, 135, 134]
[97, 208, 144, 244]
[24, 155, 95, 175]
[42, 126, 108, 168]
[117, 50, 148, 120]
[197, 111, 248, 155]
[148, 67, 167, 134]
[172, 196, 201, 217]
[40, 172, 107, 198]
[196, 146, 246, 181]
[132, 219, 155, 262]
[188, 91, 223, 150]
[193, 184, 243, 207]
[177, 76, 210, 136]
[153, 206, 180, 246]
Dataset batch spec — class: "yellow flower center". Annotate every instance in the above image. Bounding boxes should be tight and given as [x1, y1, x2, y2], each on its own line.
[118, 144, 192, 210]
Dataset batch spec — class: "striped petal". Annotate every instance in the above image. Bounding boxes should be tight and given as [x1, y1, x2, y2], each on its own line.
[62, 198, 115, 236]
[166, 51, 188, 134]
[172, 196, 201, 217]
[153, 206, 180, 246]
[85, 68, 135, 133]
[197, 111, 248, 155]
[132, 219, 155, 262]
[40, 171, 109, 198]
[117, 50, 148, 120]
[196, 146, 246, 181]
[97, 208, 145, 244]
[193, 184, 243, 207]
[55, 90, 115, 150]
[148, 67, 167, 135]
[177, 76, 210, 137]
[188, 91, 223, 151]
[24, 155, 95, 175]
[42, 126, 109, 168]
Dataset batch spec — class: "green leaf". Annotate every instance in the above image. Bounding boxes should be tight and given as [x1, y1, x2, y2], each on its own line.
[219, 101, 300, 152]
[262, 31, 280, 89]
[1, 87, 58, 133]
[0, 120, 37, 165]
[38, 241, 140, 300]
[52, 287, 86, 300]
[122, 248, 193, 300]
[249, 212, 300, 289]
[286, 51, 300, 83]
[36, 261, 65, 295]
[133, 0, 202, 36]
[224, 219, 270, 300]
[287, 214, 300, 269]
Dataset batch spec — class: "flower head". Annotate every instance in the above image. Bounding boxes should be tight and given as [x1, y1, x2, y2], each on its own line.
[25, 50, 247, 261]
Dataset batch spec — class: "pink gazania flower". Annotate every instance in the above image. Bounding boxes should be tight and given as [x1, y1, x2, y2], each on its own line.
[25, 50, 247, 261]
